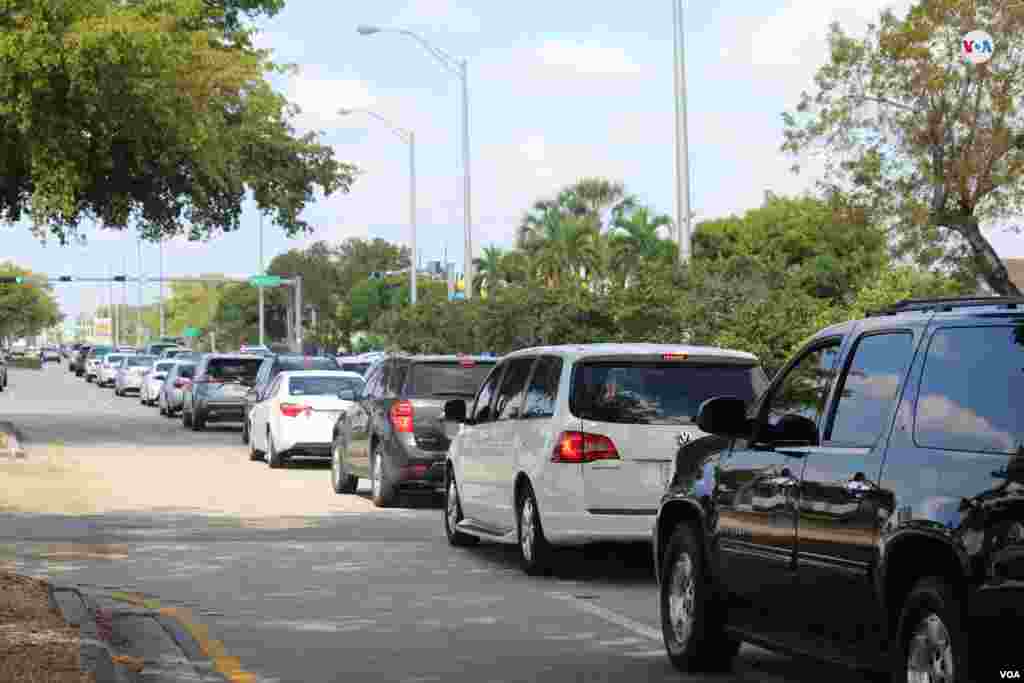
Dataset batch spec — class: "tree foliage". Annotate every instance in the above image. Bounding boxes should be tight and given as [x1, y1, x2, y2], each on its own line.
[0, 0, 356, 245]
[0, 263, 62, 339]
[782, 0, 1024, 294]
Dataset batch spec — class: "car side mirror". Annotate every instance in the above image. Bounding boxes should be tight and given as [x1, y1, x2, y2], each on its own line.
[444, 399, 467, 423]
[337, 389, 356, 401]
[769, 413, 820, 446]
[696, 396, 751, 438]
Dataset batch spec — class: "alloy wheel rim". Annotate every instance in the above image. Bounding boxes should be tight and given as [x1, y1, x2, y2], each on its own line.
[906, 613, 954, 683]
[446, 480, 460, 532]
[668, 551, 696, 647]
[372, 455, 382, 498]
[521, 498, 535, 562]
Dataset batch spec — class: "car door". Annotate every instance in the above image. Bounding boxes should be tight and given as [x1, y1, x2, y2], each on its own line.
[253, 375, 282, 452]
[347, 363, 383, 479]
[477, 357, 536, 528]
[457, 361, 506, 522]
[713, 339, 842, 640]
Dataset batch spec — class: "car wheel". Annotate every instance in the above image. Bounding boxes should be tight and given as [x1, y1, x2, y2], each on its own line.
[660, 523, 739, 673]
[444, 473, 478, 547]
[191, 408, 205, 431]
[517, 484, 552, 576]
[331, 441, 358, 493]
[248, 422, 264, 461]
[182, 406, 192, 428]
[241, 418, 249, 445]
[370, 444, 396, 507]
[267, 430, 285, 469]
[892, 577, 966, 683]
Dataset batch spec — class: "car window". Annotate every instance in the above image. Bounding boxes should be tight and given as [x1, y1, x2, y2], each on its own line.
[289, 376, 364, 396]
[522, 356, 563, 419]
[389, 362, 409, 396]
[341, 362, 371, 375]
[206, 357, 264, 381]
[827, 333, 914, 446]
[125, 356, 156, 367]
[106, 355, 125, 365]
[155, 362, 175, 373]
[766, 341, 842, 428]
[276, 356, 341, 373]
[471, 364, 505, 424]
[493, 358, 535, 421]
[363, 364, 384, 399]
[178, 363, 196, 379]
[571, 361, 770, 425]
[407, 361, 497, 398]
[914, 325, 1024, 454]
[267, 375, 283, 397]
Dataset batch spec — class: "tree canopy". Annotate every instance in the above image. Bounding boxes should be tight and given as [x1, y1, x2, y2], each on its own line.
[0, 0, 356, 245]
[0, 263, 62, 339]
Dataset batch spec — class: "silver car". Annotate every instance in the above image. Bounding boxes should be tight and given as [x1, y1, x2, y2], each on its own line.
[157, 360, 196, 417]
[140, 360, 177, 406]
[114, 355, 157, 396]
[97, 352, 135, 387]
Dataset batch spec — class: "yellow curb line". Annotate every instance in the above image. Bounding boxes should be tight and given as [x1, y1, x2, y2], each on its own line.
[158, 606, 258, 683]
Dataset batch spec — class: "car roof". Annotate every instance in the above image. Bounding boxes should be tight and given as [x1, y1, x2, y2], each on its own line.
[499, 343, 759, 363]
[279, 370, 364, 379]
[201, 353, 264, 361]
[381, 354, 500, 363]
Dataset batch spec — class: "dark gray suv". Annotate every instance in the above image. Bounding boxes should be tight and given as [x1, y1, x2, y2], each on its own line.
[181, 353, 264, 431]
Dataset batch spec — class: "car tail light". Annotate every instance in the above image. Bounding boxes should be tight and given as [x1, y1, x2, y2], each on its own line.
[551, 431, 620, 463]
[400, 463, 430, 479]
[173, 378, 191, 388]
[390, 400, 414, 432]
[280, 403, 311, 418]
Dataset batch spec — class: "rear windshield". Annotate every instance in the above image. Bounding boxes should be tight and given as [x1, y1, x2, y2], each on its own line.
[125, 356, 155, 367]
[90, 347, 112, 357]
[206, 357, 264, 380]
[340, 362, 371, 375]
[276, 356, 340, 374]
[106, 355, 126, 364]
[288, 376, 364, 396]
[570, 362, 769, 425]
[407, 361, 497, 397]
[176, 363, 196, 378]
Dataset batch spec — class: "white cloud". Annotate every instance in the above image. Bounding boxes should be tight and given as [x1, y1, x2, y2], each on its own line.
[392, 0, 482, 33]
[535, 39, 643, 76]
[285, 73, 377, 131]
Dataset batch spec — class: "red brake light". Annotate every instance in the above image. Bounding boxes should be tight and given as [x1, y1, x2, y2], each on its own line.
[390, 400, 414, 432]
[551, 431, 620, 463]
[662, 352, 688, 360]
[280, 403, 310, 418]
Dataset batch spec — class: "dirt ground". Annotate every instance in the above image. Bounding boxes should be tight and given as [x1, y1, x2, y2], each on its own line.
[0, 572, 93, 683]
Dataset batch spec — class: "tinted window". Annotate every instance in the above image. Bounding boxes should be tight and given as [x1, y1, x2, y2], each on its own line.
[572, 362, 770, 425]
[829, 333, 914, 446]
[389, 362, 409, 396]
[768, 342, 842, 426]
[363, 364, 384, 398]
[471, 365, 504, 423]
[407, 361, 497, 397]
[915, 326, 1024, 454]
[276, 356, 341, 373]
[125, 356, 156, 367]
[288, 376, 365, 396]
[154, 362, 176, 373]
[494, 358, 535, 421]
[106, 355, 126, 365]
[206, 358, 264, 380]
[523, 357, 563, 418]
[341, 362, 371, 375]
[177, 363, 196, 378]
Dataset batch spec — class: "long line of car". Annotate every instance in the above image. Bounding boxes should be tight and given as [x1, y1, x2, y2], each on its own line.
[52, 297, 1021, 682]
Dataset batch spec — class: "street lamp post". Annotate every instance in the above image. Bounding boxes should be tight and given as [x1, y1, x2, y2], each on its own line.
[158, 238, 165, 337]
[137, 237, 143, 346]
[671, 0, 692, 263]
[258, 210, 265, 345]
[357, 25, 473, 299]
[340, 108, 417, 305]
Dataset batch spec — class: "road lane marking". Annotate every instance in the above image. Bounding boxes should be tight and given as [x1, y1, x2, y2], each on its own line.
[547, 592, 662, 642]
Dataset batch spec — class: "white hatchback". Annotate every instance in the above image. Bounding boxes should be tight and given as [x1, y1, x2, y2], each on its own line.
[248, 370, 365, 469]
[442, 343, 769, 574]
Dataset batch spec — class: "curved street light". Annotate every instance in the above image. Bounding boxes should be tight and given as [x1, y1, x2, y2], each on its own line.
[356, 25, 474, 299]
[340, 108, 418, 305]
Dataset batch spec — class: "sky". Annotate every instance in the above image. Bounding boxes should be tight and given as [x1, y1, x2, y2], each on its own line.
[4, 0, 1024, 319]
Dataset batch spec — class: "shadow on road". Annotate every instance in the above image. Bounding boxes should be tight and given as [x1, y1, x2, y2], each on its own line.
[466, 540, 656, 586]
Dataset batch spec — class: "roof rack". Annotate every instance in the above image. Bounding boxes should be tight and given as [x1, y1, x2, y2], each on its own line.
[867, 296, 1024, 317]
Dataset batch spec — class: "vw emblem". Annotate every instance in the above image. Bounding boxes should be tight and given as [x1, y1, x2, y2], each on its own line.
[677, 432, 692, 446]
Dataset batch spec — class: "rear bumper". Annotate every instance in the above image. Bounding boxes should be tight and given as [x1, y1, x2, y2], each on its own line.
[282, 442, 332, 458]
[197, 401, 246, 421]
[395, 460, 446, 492]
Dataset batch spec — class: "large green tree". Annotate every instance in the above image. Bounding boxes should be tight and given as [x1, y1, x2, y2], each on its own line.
[782, 0, 1024, 294]
[0, 263, 62, 339]
[0, 0, 356, 245]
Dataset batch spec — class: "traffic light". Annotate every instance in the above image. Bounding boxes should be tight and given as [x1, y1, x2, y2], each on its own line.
[113, 275, 127, 282]
[0, 276, 24, 284]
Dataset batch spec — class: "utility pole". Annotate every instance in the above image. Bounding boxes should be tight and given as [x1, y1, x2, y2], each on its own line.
[108, 263, 116, 345]
[136, 237, 143, 346]
[258, 210, 265, 346]
[158, 238, 165, 337]
[672, 0, 692, 263]
[121, 252, 127, 346]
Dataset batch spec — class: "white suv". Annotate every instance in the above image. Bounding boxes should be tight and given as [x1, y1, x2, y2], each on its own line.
[442, 343, 768, 575]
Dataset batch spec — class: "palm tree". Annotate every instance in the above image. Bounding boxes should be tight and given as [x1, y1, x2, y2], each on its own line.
[473, 246, 504, 295]
[608, 206, 675, 285]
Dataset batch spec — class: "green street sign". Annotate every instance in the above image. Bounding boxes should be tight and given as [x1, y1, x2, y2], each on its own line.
[184, 327, 202, 338]
[249, 274, 284, 288]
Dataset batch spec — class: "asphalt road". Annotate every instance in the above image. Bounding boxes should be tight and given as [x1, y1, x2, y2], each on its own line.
[0, 363, 876, 683]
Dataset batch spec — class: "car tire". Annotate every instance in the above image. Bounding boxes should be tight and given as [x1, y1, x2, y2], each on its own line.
[444, 473, 478, 547]
[267, 430, 285, 469]
[370, 443, 397, 507]
[191, 409, 205, 431]
[249, 422, 264, 461]
[891, 577, 967, 683]
[517, 484, 552, 576]
[241, 418, 249, 445]
[660, 523, 739, 673]
[331, 441, 358, 493]
[182, 406, 193, 428]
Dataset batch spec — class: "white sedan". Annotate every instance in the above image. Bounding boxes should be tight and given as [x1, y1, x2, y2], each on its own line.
[248, 371, 364, 469]
[140, 359, 178, 406]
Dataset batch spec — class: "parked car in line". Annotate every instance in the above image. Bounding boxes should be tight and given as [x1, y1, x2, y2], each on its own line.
[157, 361, 196, 417]
[652, 296, 1024, 682]
[248, 371, 364, 469]
[83, 345, 114, 382]
[96, 351, 135, 387]
[143, 341, 180, 357]
[181, 354, 264, 431]
[239, 344, 272, 355]
[140, 359, 178, 406]
[40, 345, 61, 363]
[437, 344, 768, 576]
[242, 354, 344, 444]
[114, 355, 157, 396]
[336, 352, 385, 376]
[0, 350, 8, 392]
[330, 354, 498, 507]
[163, 349, 200, 362]
[71, 344, 92, 375]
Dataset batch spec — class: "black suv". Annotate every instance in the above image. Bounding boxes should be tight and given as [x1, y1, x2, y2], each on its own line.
[241, 354, 343, 444]
[181, 353, 264, 430]
[654, 296, 1024, 682]
[330, 354, 497, 506]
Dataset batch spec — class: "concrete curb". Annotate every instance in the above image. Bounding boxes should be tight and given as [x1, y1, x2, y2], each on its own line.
[0, 420, 26, 459]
